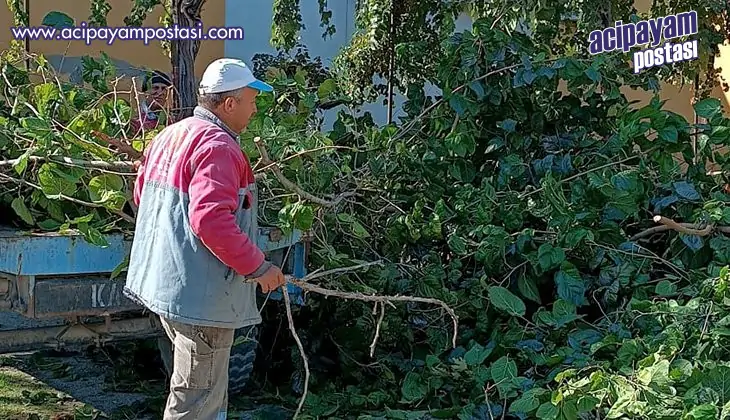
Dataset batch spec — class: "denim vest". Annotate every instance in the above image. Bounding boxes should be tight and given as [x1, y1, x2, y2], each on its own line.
[123, 108, 262, 329]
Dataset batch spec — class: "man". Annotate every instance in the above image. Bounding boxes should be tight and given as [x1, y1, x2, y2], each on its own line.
[123, 58, 286, 420]
[130, 70, 173, 136]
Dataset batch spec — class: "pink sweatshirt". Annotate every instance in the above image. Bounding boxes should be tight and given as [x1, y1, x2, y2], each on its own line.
[133, 117, 265, 276]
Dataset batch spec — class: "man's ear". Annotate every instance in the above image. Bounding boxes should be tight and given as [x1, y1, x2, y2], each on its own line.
[223, 96, 236, 113]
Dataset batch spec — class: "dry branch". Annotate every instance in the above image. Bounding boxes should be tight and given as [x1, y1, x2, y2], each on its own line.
[630, 215, 730, 241]
[289, 277, 459, 349]
[92, 130, 143, 159]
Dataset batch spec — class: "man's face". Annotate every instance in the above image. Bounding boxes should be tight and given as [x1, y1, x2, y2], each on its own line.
[221, 87, 258, 132]
[146, 82, 169, 110]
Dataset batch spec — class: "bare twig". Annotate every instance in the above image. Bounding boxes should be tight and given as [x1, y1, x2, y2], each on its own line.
[0, 156, 136, 172]
[282, 286, 309, 419]
[629, 215, 730, 241]
[369, 302, 386, 357]
[253, 137, 356, 207]
[288, 278, 458, 348]
[304, 261, 383, 281]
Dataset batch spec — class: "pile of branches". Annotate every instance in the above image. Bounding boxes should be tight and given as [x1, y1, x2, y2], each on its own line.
[7, 10, 730, 418]
[0, 52, 459, 419]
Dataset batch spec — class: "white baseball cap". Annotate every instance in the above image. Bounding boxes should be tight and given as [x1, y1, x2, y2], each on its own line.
[198, 58, 273, 95]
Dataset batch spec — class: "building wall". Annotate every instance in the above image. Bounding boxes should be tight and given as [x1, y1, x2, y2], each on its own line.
[0, 0, 225, 89]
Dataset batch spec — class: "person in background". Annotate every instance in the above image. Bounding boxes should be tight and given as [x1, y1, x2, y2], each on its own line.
[130, 69, 173, 136]
[123, 58, 286, 420]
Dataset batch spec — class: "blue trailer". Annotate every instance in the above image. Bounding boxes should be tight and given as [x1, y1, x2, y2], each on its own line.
[0, 225, 308, 394]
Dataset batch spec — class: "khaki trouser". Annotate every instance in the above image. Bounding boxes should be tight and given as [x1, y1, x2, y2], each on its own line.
[160, 317, 235, 420]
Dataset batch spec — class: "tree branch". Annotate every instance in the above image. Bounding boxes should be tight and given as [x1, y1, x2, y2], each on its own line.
[250, 261, 460, 419]
[253, 137, 356, 207]
[0, 156, 136, 172]
[629, 215, 730, 241]
[0, 172, 135, 224]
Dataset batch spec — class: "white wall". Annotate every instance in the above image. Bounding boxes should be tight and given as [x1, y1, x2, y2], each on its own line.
[224, 0, 473, 129]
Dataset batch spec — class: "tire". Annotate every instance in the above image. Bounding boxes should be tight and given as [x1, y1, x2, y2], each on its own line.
[157, 324, 260, 395]
[227, 325, 259, 394]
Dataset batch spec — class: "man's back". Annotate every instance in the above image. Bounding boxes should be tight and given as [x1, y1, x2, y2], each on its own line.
[124, 114, 265, 329]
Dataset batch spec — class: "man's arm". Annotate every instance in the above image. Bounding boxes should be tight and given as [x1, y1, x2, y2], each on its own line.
[133, 155, 146, 207]
[187, 141, 268, 276]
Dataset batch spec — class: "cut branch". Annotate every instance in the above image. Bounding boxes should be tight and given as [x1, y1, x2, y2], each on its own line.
[282, 286, 309, 419]
[0, 172, 135, 224]
[92, 130, 143, 159]
[287, 277, 458, 349]
[0, 156, 136, 172]
[629, 215, 730, 241]
[253, 137, 356, 206]
[245, 261, 459, 419]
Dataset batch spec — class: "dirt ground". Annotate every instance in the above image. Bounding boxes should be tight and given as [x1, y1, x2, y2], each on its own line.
[0, 346, 163, 420]
[0, 311, 293, 420]
[0, 311, 164, 420]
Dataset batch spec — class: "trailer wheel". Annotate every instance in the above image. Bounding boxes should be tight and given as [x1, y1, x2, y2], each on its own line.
[227, 325, 259, 394]
[157, 324, 260, 395]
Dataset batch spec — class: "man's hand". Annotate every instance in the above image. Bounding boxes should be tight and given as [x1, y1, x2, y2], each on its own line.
[252, 265, 286, 293]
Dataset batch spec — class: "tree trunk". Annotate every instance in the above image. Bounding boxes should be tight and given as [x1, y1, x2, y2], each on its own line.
[171, 0, 207, 120]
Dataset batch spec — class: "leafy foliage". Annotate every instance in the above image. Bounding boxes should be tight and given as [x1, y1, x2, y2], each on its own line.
[0, 53, 158, 245]
[4, 0, 730, 419]
[251, 3, 730, 418]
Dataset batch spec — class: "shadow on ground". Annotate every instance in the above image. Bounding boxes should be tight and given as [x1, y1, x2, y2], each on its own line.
[0, 339, 168, 420]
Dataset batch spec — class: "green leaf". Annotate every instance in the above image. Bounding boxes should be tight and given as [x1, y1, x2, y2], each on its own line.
[37, 163, 77, 197]
[463, 343, 492, 366]
[636, 359, 670, 386]
[351, 220, 370, 238]
[509, 391, 540, 413]
[563, 228, 594, 248]
[658, 125, 678, 143]
[584, 66, 601, 82]
[518, 275, 542, 304]
[401, 372, 428, 402]
[674, 181, 700, 200]
[655, 280, 677, 296]
[490, 356, 517, 383]
[88, 174, 126, 210]
[704, 366, 730, 404]
[11, 197, 34, 225]
[685, 404, 718, 419]
[536, 402, 559, 419]
[33, 83, 60, 116]
[13, 149, 31, 175]
[498, 119, 517, 132]
[552, 299, 578, 327]
[538, 243, 566, 271]
[42, 11, 75, 28]
[488, 286, 526, 316]
[77, 223, 109, 248]
[554, 262, 586, 306]
[694, 98, 722, 119]
[447, 234, 468, 256]
[576, 396, 599, 412]
[317, 79, 337, 98]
